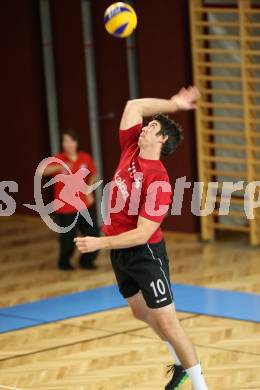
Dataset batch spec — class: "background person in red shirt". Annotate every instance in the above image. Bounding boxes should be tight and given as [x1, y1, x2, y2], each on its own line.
[75, 87, 208, 390]
[43, 129, 99, 271]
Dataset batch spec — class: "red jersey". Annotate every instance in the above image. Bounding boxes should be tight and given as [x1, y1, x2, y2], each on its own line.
[52, 151, 96, 214]
[102, 124, 173, 243]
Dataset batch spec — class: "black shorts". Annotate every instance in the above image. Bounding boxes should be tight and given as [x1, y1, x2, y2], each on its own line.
[110, 239, 173, 309]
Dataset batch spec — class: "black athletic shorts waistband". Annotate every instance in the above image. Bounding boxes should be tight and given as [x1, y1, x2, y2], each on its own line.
[111, 239, 165, 254]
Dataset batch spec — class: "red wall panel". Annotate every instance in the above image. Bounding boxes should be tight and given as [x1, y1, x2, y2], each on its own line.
[0, 1, 49, 213]
[51, 0, 92, 153]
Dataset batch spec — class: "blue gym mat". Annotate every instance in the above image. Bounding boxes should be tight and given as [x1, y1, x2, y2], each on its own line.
[0, 283, 260, 333]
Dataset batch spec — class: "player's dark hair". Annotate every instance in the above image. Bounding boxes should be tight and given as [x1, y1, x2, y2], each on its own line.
[61, 128, 81, 150]
[154, 113, 184, 157]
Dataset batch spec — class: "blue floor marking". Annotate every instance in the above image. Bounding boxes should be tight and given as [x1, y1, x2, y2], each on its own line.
[0, 313, 42, 332]
[0, 284, 260, 333]
[0, 286, 126, 333]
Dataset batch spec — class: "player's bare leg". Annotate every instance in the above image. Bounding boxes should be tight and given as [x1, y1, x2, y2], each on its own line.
[128, 291, 167, 340]
[128, 292, 208, 390]
[148, 304, 198, 368]
[128, 292, 197, 367]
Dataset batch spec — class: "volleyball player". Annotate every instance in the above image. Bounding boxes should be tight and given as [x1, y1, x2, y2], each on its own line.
[75, 87, 208, 390]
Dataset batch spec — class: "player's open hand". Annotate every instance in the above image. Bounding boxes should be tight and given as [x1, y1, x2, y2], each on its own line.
[74, 236, 101, 253]
[171, 86, 200, 111]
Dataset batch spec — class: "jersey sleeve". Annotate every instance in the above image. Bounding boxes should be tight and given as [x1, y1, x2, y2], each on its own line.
[119, 123, 142, 151]
[139, 173, 172, 224]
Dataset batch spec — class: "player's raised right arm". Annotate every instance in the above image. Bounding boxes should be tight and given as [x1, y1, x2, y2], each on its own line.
[120, 99, 143, 130]
[120, 86, 200, 130]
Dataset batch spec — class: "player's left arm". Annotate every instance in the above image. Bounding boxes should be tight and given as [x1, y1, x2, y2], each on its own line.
[74, 216, 159, 252]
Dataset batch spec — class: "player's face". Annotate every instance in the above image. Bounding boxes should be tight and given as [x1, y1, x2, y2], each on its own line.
[62, 135, 78, 155]
[138, 120, 164, 148]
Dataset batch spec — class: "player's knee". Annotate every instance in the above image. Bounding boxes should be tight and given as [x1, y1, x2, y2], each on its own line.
[153, 316, 177, 339]
[131, 307, 147, 322]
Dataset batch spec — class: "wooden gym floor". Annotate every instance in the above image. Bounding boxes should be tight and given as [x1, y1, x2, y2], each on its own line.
[0, 216, 260, 389]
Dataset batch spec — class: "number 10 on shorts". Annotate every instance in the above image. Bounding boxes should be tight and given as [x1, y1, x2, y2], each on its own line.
[150, 279, 166, 298]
